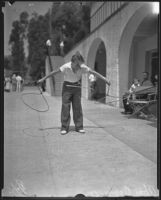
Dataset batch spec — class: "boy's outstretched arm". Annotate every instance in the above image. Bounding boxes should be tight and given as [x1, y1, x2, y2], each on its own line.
[37, 69, 61, 83]
[89, 69, 111, 86]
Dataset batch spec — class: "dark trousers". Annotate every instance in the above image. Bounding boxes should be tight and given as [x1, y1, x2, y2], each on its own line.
[122, 93, 133, 113]
[61, 81, 83, 131]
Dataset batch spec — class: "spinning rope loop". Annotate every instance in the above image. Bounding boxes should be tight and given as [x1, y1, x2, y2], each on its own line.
[21, 83, 49, 112]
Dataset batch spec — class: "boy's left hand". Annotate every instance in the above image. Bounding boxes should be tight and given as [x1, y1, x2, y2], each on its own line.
[37, 78, 44, 84]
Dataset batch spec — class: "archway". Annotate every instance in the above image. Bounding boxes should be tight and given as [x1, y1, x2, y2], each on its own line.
[118, 3, 158, 106]
[87, 38, 106, 103]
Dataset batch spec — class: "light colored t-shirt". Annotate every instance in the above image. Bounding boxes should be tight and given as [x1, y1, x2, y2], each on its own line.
[16, 75, 22, 83]
[60, 62, 90, 82]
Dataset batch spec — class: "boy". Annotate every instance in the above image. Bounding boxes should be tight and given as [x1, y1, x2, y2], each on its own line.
[38, 51, 110, 135]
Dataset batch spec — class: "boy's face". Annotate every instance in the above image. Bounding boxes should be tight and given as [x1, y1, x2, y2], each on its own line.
[71, 60, 80, 71]
[72, 59, 84, 71]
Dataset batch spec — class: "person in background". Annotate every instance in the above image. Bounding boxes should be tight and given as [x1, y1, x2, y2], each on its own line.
[16, 74, 22, 92]
[11, 74, 17, 92]
[152, 74, 158, 87]
[141, 71, 153, 86]
[127, 78, 141, 102]
[122, 78, 140, 114]
[89, 73, 97, 100]
[21, 77, 24, 91]
[137, 71, 153, 100]
[38, 51, 110, 135]
[149, 74, 158, 100]
[4, 76, 11, 92]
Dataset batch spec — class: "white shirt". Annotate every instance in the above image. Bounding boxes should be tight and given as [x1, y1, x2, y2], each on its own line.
[129, 83, 140, 93]
[60, 62, 90, 82]
[16, 75, 22, 83]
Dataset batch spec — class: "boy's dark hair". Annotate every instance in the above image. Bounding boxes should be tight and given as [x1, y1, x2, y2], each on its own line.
[71, 51, 84, 63]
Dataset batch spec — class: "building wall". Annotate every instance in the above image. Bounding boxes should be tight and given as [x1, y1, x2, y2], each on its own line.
[90, 2, 127, 32]
[90, 2, 103, 16]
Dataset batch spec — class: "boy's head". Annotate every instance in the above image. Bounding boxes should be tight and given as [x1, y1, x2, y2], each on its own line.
[71, 51, 84, 65]
[71, 51, 85, 71]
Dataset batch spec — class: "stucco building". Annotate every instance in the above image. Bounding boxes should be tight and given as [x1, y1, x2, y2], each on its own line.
[46, 2, 159, 107]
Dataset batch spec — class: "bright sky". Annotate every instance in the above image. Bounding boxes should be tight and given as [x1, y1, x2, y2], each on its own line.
[3, 1, 53, 56]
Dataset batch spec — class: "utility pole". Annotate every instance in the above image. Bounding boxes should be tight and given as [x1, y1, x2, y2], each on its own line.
[49, 7, 53, 55]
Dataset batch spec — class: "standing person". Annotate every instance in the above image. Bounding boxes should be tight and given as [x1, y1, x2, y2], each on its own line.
[38, 51, 110, 135]
[89, 74, 97, 100]
[21, 77, 25, 91]
[4, 76, 11, 92]
[16, 74, 22, 92]
[11, 74, 17, 92]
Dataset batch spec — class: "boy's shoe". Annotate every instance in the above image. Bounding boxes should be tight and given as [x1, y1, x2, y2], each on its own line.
[78, 129, 85, 134]
[61, 130, 67, 135]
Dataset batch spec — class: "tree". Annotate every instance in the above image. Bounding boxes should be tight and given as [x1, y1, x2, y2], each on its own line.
[27, 13, 50, 79]
[26, 2, 90, 79]
[4, 55, 12, 70]
[9, 11, 29, 75]
[50, 2, 90, 55]
[73, 4, 90, 43]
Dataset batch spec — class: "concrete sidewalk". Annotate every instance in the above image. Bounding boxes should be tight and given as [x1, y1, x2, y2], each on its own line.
[3, 87, 158, 197]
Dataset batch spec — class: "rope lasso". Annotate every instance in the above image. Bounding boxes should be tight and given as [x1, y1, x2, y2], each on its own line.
[21, 82, 49, 112]
[96, 85, 156, 104]
[94, 88, 129, 104]
[21, 41, 53, 113]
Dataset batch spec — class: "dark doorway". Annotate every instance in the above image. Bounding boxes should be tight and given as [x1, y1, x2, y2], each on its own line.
[91, 42, 106, 103]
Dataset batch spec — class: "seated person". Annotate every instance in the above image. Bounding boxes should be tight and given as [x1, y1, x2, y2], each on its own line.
[141, 71, 153, 86]
[151, 74, 158, 87]
[127, 78, 140, 102]
[139, 71, 153, 99]
[130, 73, 156, 118]
[122, 78, 140, 114]
[149, 74, 158, 100]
